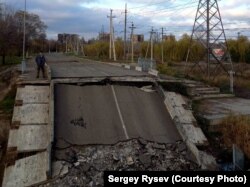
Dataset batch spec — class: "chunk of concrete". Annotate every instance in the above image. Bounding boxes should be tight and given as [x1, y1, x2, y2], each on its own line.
[197, 98, 250, 130]
[16, 86, 49, 104]
[165, 92, 186, 107]
[8, 125, 49, 152]
[148, 69, 158, 76]
[124, 65, 130, 69]
[12, 104, 49, 125]
[52, 161, 69, 178]
[181, 125, 208, 146]
[199, 151, 218, 170]
[135, 66, 142, 71]
[3, 152, 49, 187]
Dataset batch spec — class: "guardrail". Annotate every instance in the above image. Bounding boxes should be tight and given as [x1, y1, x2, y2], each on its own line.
[138, 58, 156, 72]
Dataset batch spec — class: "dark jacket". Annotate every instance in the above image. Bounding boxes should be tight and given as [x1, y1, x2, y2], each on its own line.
[35, 55, 46, 66]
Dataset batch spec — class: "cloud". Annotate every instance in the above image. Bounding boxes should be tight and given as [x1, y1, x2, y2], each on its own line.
[4, 0, 250, 40]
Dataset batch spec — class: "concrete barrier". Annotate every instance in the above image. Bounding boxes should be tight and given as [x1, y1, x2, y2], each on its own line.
[135, 66, 142, 72]
[3, 85, 51, 186]
[124, 65, 130, 69]
[163, 91, 217, 169]
[148, 69, 158, 76]
[46, 64, 51, 81]
[46, 81, 55, 178]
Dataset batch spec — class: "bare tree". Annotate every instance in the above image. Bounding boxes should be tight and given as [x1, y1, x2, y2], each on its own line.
[0, 6, 18, 64]
[14, 10, 47, 55]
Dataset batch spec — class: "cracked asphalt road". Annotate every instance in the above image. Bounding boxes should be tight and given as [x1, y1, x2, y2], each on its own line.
[54, 84, 181, 147]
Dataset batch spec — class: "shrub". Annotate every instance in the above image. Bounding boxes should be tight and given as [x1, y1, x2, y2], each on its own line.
[220, 115, 250, 159]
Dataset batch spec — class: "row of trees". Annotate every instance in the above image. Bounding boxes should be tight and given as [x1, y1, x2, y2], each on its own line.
[83, 34, 250, 64]
[1, 4, 249, 65]
[83, 34, 201, 62]
[228, 36, 250, 63]
[0, 5, 47, 64]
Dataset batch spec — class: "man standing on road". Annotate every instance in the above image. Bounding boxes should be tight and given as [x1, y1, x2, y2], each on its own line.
[35, 51, 46, 78]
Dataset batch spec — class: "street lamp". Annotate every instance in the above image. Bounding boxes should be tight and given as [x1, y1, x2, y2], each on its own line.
[21, 0, 26, 74]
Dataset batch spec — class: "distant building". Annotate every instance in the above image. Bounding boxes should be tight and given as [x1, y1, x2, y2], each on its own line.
[99, 32, 110, 42]
[57, 33, 80, 52]
[163, 34, 176, 42]
[57, 33, 79, 44]
[133, 34, 144, 43]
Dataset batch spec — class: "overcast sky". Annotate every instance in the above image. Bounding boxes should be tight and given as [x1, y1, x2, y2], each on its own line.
[3, 0, 250, 40]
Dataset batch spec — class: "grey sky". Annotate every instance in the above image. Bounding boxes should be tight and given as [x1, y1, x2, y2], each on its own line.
[3, 0, 250, 40]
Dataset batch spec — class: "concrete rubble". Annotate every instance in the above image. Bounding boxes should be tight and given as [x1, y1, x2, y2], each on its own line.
[41, 139, 199, 187]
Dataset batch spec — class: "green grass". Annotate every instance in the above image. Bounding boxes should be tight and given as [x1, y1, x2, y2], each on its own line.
[0, 56, 22, 65]
[0, 89, 16, 114]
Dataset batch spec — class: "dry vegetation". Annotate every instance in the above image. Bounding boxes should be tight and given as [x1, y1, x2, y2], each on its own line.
[0, 67, 18, 186]
[158, 62, 250, 162]
[0, 68, 18, 145]
[220, 115, 250, 159]
[157, 62, 250, 98]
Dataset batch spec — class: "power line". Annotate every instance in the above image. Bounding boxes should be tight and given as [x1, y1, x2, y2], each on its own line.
[131, 0, 196, 16]
[129, 0, 174, 10]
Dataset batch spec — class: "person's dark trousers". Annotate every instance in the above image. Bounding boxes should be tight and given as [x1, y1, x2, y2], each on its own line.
[37, 64, 45, 78]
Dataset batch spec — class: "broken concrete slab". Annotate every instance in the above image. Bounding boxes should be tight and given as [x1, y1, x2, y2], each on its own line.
[193, 93, 234, 100]
[163, 91, 216, 169]
[8, 125, 49, 152]
[199, 151, 218, 170]
[164, 98, 176, 119]
[3, 152, 49, 187]
[181, 125, 208, 146]
[164, 93, 196, 124]
[197, 97, 250, 127]
[164, 92, 208, 145]
[174, 107, 197, 124]
[148, 69, 158, 76]
[124, 65, 130, 69]
[52, 161, 69, 178]
[135, 66, 142, 71]
[187, 87, 220, 96]
[16, 86, 49, 104]
[12, 104, 49, 125]
[165, 92, 186, 107]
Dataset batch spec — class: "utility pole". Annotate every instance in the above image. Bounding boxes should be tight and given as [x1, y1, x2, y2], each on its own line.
[49, 40, 51, 53]
[107, 9, 116, 61]
[21, 0, 26, 74]
[129, 22, 136, 63]
[150, 27, 155, 61]
[237, 32, 241, 39]
[0, 3, 3, 20]
[77, 37, 79, 55]
[161, 27, 164, 64]
[112, 26, 117, 61]
[124, 3, 127, 61]
[66, 36, 68, 53]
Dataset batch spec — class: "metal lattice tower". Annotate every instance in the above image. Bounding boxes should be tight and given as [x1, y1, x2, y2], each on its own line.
[186, 0, 233, 78]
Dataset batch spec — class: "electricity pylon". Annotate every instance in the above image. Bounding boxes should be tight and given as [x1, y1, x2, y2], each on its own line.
[186, 0, 233, 79]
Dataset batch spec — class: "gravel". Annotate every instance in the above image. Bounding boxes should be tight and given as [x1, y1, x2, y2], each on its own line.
[41, 139, 199, 187]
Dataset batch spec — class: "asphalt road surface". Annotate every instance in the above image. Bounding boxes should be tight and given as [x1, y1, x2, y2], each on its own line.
[49, 53, 181, 147]
[55, 84, 181, 148]
[47, 53, 147, 78]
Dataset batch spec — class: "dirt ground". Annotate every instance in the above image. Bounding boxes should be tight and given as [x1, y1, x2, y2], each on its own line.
[0, 66, 19, 185]
[0, 67, 17, 142]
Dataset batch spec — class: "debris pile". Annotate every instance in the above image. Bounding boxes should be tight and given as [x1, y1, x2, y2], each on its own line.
[43, 139, 199, 187]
